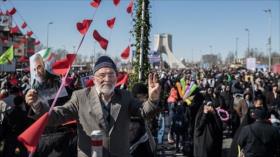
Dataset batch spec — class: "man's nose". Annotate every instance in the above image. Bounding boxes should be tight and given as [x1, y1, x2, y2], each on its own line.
[103, 75, 112, 81]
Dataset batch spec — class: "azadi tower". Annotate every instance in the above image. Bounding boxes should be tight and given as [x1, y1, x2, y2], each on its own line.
[154, 34, 185, 69]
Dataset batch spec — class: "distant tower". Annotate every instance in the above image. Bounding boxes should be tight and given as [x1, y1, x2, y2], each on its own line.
[154, 34, 185, 69]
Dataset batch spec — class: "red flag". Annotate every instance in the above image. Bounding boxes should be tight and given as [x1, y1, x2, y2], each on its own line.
[34, 40, 40, 45]
[127, 0, 133, 14]
[21, 22, 27, 29]
[18, 56, 29, 63]
[18, 113, 49, 153]
[27, 31, 33, 37]
[52, 54, 76, 76]
[10, 26, 20, 34]
[8, 8, 16, 15]
[10, 78, 18, 86]
[90, 0, 101, 8]
[113, 0, 120, 6]
[93, 30, 108, 50]
[116, 72, 129, 87]
[86, 79, 94, 87]
[76, 19, 92, 35]
[106, 17, 116, 29]
[120, 46, 130, 59]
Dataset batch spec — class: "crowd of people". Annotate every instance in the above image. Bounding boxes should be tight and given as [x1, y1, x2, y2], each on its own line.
[160, 66, 280, 157]
[0, 55, 280, 157]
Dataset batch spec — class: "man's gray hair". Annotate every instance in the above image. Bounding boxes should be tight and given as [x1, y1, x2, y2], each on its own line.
[33, 54, 44, 66]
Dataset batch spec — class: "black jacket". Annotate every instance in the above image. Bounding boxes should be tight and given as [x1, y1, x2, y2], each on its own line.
[193, 106, 223, 157]
[237, 120, 280, 157]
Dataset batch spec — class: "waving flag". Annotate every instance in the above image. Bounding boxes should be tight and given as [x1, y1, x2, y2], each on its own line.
[113, 0, 120, 6]
[18, 113, 49, 153]
[21, 22, 27, 29]
[8, 7, 16, 15]
[115, 72, 129, 88]
[90, 0, 101, 8]
[76, 19, 92, 35]
[41, 48, 56, 63]
[52, 54, 76, 76]
[93, 30, 108, 50]
[127, 0, 133, 14]
[0, 46, 13, 64]
[10, 25, 20, 34]
[120, 46, 130, 59]
[27, 31, 33, 37]
[106, 17, 116, 29]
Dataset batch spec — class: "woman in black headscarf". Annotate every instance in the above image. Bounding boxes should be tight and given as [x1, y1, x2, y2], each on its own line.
[193, 101, 223, 157]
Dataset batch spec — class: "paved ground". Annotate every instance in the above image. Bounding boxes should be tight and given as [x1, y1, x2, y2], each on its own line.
[156, 113, 232, 157]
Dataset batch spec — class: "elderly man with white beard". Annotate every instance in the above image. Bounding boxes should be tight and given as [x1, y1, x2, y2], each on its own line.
[25, 55, 161, 157]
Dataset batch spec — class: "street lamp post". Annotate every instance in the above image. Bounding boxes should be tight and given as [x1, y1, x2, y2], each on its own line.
[264, 9, 272, 71]
[245, 28, 250, 57]
[46, 22, 53, 48]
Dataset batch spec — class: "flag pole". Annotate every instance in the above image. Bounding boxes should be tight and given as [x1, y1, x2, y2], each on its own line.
[28, 151, 34, 157]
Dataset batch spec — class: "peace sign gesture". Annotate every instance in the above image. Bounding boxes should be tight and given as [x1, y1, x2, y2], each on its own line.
[148, 73, 161, 102]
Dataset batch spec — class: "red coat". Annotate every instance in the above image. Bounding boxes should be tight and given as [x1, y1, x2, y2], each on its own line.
[167, 87, 178, 103]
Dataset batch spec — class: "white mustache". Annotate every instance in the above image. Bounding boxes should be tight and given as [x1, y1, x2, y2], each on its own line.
[96, 83, 115, 95]
[35, 74, 43, 83]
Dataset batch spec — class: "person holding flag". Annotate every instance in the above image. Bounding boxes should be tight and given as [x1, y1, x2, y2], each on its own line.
[25, 53, 77, 157]
[25, 55, 161, 157]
